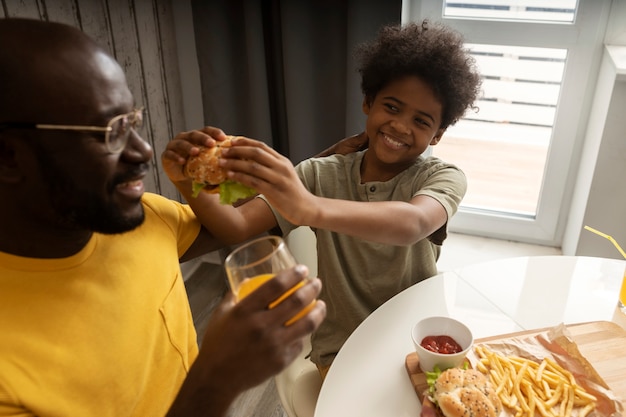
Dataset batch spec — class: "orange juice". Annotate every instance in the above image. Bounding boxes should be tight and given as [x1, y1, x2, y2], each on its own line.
[237, 273, 275, 300]
[237, 273, 316, 325]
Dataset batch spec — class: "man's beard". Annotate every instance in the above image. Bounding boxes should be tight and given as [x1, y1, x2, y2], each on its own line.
[52, 186, 146, 234]
[37, 151, 146, 234]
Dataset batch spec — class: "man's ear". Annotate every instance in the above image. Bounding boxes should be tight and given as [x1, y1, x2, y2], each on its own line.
[0, 136, 24, 183]
[429, 128, 446, 146]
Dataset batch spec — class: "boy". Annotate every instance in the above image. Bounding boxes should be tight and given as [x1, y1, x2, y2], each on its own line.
[163, 20, 481, 378]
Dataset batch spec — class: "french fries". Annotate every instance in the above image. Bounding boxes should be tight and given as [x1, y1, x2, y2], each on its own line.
[474, 345, 597, 417]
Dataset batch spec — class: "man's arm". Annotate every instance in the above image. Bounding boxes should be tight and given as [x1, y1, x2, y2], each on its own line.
[167, 265, 326, 417]
[178, 227, 223, 263]
[314, 131, 368, 158]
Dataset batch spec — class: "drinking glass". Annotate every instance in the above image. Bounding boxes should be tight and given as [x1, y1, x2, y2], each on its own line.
[582, 226, 626, 314]
[617, 271, 626, 314]
[224, 235, 315, 325]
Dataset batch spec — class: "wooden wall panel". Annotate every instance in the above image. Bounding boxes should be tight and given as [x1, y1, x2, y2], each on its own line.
[74, 1, 114, 58]
[151, 0, 188, 200]
[134, 0, 179, 200]
[0, 0, 185, 200]
[2, 0, 42, 19]
[43, 0, 81, 26]
[106, 0, 159, 194]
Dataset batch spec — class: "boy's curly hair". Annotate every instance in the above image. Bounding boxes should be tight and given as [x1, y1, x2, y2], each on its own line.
[355, 20, 482, 129]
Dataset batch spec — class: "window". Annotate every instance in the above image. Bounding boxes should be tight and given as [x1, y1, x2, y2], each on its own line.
[443, 0, 577, 22]
[443, 43, 566, 215]
[403, 0, 610, 245]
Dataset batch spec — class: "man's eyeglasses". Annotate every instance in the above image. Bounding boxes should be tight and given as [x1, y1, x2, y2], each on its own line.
[0, 108, 144, 154]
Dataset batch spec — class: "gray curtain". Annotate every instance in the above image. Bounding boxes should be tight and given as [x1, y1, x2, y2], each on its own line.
[191, 0, 401, 163]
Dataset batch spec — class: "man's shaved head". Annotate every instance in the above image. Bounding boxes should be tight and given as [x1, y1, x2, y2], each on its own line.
[0, 18, 128, 124]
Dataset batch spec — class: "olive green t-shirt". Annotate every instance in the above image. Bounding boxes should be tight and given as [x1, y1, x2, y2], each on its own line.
[264, 150, 466, 367]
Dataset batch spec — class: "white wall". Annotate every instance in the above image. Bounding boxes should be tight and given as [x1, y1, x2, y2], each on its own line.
[562, 45, 626, 258]
[606, 0, 626, 45]
[561, 1, 626, 258]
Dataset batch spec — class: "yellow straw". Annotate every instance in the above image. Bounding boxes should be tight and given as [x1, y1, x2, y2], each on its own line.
[583, 225, 626, 259]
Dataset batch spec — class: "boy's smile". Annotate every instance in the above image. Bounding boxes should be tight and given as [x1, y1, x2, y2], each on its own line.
[361, 75, 445, 182]
[381, 132, 409, 150]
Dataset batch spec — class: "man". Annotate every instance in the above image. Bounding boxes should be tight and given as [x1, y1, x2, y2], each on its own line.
[0, 18, 326, 417]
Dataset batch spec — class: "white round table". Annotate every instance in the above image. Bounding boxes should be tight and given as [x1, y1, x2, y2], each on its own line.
[313, 256, 625, 417]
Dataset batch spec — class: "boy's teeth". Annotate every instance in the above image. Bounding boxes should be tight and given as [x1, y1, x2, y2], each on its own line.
[385, 135, 404, 148]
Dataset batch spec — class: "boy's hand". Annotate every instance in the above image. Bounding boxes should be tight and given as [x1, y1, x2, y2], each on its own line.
[218, 138, 316, 226]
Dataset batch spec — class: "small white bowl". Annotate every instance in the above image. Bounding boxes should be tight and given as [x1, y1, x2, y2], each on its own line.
[411, 316, 474, 373]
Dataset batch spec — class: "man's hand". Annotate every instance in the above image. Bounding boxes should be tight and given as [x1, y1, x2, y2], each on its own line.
[167, 265, 326, 417]
[315, 131, 368, 157]
[161, 127, 228, 184]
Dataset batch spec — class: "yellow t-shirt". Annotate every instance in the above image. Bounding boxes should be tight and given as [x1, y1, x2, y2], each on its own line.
[0, 193, 202, 417]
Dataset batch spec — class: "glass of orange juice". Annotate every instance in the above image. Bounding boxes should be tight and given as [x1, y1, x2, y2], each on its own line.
[224, 235, 315, 325]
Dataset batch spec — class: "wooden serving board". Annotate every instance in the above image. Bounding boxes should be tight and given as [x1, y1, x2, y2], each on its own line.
[405, 321, 626, 408]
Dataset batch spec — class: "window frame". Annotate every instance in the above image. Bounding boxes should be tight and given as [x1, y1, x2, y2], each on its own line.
[402, 0, 611, 245]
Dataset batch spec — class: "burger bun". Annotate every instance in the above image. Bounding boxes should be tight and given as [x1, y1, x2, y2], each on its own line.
[183, 135, 237, 188]
[433, 368, 502, 417]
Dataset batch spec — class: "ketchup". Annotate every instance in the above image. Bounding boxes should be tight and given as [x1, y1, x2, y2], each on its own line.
[420, 335, 463, 354]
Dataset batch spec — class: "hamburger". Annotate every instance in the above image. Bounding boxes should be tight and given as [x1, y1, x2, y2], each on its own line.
[421, 367, 502, 417]
[184, 135, 257, 204]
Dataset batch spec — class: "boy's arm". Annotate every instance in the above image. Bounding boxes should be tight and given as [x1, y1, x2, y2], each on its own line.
[161, 128, 277, 244]
[221, 138, 454, 246]
[300, 195, 448, 246]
